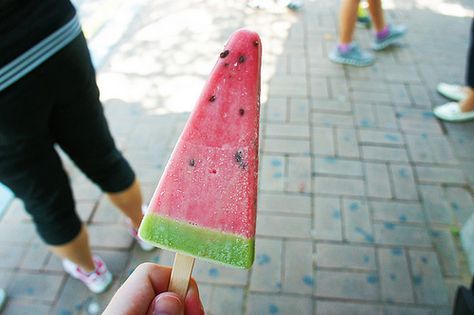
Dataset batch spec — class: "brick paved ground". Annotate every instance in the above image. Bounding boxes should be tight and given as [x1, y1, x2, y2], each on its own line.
[0, 0, 473, 314]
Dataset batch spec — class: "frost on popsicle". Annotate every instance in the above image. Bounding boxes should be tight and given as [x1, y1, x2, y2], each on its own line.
[138, 29, 262, 269]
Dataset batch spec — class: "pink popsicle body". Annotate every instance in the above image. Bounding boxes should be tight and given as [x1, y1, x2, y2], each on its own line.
[139, 29, 262, 268]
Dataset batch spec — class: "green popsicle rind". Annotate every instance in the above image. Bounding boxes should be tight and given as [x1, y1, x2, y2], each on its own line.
[139, 214, 255, 269]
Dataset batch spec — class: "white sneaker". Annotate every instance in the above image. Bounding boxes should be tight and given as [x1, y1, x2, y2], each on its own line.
[433, 102, 474, 122]
[0, 288, 6, 311]
[437, 83, 467, 102]
[62, 255, 112, 293]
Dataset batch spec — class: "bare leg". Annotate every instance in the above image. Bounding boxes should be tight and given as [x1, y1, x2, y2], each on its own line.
[49, 225, 95, 272]
[460, 87, 474, 112]
[339, 0, 360, 44]
[367, 0, 385, 32]
[108, 179, 143, 230]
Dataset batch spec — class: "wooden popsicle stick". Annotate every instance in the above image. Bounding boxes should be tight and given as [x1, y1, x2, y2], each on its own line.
[168, 253, 196, 301]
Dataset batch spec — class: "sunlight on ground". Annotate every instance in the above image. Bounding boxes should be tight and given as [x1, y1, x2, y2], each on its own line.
[384, 0, 474, 17]
[87, 2, 298, 115]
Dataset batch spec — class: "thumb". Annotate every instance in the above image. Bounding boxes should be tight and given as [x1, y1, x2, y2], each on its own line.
[150, 292, 183, 315]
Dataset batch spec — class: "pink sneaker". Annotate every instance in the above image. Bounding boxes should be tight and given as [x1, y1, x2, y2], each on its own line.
[62, 255, 112, 293]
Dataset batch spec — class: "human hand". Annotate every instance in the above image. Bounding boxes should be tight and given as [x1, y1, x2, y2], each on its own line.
[103, 263, 204, 315]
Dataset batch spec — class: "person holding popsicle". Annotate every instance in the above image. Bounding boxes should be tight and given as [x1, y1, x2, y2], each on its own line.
[329, 0, 407, 66]
[0, 0, 153, 293]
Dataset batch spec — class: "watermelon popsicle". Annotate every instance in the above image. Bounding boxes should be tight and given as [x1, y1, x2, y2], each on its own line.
[138, 28, 262, 269]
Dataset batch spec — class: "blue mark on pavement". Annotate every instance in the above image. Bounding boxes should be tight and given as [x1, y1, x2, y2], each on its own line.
[399, 215, 407, 223]
[421, 133, 428, 139]
[413, 275, 423, 285]
[384, 222, 396, 230]
[303, 275, 314, 286]
[349, 202, 359, 211]
[398, 168, 409, 178]
[384, 134, 399, 142]
[389, 273, 397, 281]
[391, 247, 403, 256]
[269, 304, 280, 314]
[422, 111, 434, 118]
[273, 172, 283, 178]
[367, 274, 378, 284]
[272, 159, 282, 167]
[360, 119, 370, 127]
[355, 227, 374, 243]
[60, 310, 73, 315]
[332, 210, 341, 219]
[257, 254, 271, 266]
[324, 156, 337, 163]
[421, 256, 428, 264]
[208, 268, 219, 278]
[451, 202, 460, 211]
[363, 255, 370, 263]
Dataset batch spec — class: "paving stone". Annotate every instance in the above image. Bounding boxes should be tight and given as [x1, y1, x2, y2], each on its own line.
[312, 127, 336, 156]
[316, 301, 382, 315]
[343, 198, 374, 244]
[448, 131, 474, 160]
[374, 223, 431, 247]
[416, 165, 466, 184]
[259, 155, 285, 192]
[383, 305, 432, 315]
[419, 185, 453, 225]
[445, 186, 474, 226]
[351, 90, 391, 103]
[282, 240, 313, 294]
[287, 156, 311, 193]
[328, 78, 350, 99]
[2, 302, 51, 315]
[310, 77, 330, 99]
[354, 103, 377, 128]
[250, 238, 283, 293]
[359, 129, 404, 146]
[378, 247, 415, 303]
[388, 82, 412, 105]
[0, 243, 26, 269]
[383, 64, 422, 83]
[315, 270, 380, 301]
[246, 294, 313, 315]
[8, 272, 64, 302]
[0, 199, 30, 223]
[398, 118, 443, 134]
[371, 201, 425, 223]
[19, 241, 49, 271]
[52, 275, 99, 315]
[405, 133, 458, 165]
[312, 98, 351, 113]
[335, 128, 360, 158]
[365, 162, 393, 198]
[0, 222, 36, 244]
[314, 177, 365, 197]
[408, 84, 432, 107]
[389, 164, 419, 200]
[207, 286, 245, 315]
[193, 260, 248, 286]
[313, 196, 343, 241]
[257, 214, 311, 239]
[265, 123, 310, 138]
[312, 112, 354, 127]
[270, 74, 308, 97]
[375, 105, 398, 129]
[314, 157, 363, 177]
[288, 97, 310, 123]
[76, 201, 96, 222]
[408, 250, 450, 306]
[315, 243, 376, 270]
[362, 146, 409, 162]
[430, 228, 460, 277]
[87, 224, 133, 249]
[264, 138, 310, 155]
[92, 196, 124, 224]
[257, 192, 311, 216]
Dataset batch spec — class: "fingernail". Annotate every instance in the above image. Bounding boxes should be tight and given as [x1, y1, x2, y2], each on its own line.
[153, 293, 183, 315]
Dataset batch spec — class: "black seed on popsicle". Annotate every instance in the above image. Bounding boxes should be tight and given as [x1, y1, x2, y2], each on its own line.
[235, 150, 247, 169]
[224, 63, 229, 67]
[220, 50, 229, 58]
[254, 41, 259, 47]
[239, 108, 245, 116]
[209, 95, 216, 102]
[238, 55, 245, 63]
[189, 159, 195, 167]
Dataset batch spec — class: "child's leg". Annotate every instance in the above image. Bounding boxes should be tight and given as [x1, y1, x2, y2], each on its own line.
[367, 0, 385, 32]
[108, 179, 144, 230]
[339, 0, 360, 45]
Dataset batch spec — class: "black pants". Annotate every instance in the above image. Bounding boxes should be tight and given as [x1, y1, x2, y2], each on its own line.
[468, 18, 474, 88]
[0, 33, 135, 245]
